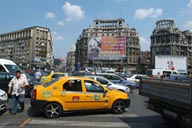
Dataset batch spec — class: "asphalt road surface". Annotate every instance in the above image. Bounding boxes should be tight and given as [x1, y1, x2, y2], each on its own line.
[0, 90, 180, 128]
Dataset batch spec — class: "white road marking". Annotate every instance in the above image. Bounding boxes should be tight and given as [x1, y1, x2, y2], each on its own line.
[29, 119, 153, 128]
[0, 120, 11, 127]
[28, 114, 138, 127]
[29, 120, 131, 128]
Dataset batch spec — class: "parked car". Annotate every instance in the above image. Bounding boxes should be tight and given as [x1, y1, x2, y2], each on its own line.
[126, 74, 149, 87]
[96, 73, 136, 92]
[165, 74, 191, 81]
[0, 72, 15, 92]
[118, 73, 133, 80]
[41, 71, 68, 84]
[0, 89, 8, 111]
[84, 75, 131, 93]
[70, 71, 93, 76]
[0, 72, 35, 97]
[31, 76, 130, 118]
[28, 70, 49, 78]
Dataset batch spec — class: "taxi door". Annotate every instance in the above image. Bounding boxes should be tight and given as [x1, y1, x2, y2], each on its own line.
[60, 79, 86, 110]
[84, 80, 110, 109]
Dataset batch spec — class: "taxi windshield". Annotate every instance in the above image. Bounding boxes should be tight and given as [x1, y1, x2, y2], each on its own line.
[44, 78, 59, 87]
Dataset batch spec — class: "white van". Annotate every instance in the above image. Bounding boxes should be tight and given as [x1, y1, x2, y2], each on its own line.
[104, 69, 116, 73]
[0, 59, 24, 74]
[146, 69, 178, 77]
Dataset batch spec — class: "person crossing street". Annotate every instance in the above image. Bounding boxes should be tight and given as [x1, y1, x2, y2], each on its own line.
[8, 70, 29, 114]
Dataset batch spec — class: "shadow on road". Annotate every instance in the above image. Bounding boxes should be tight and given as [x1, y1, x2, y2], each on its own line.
[0, 109, 7, 116]
[120, 115, 180, 128]
[27, 107, 42, 117]
[27, 107, 111, 118]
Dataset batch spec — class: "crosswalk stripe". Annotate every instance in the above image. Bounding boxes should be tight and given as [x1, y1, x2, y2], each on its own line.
[29, 120, 131, 128]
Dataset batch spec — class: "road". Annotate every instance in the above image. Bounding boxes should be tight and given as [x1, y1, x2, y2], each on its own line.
[0, 90, 179, 128]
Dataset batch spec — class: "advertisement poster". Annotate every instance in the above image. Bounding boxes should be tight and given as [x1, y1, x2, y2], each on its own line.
[155, 55, 187, 73]
[87, 36, 126, 60]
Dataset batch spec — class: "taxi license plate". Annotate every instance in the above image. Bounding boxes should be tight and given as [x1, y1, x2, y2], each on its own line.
[163, 109, 177, 118]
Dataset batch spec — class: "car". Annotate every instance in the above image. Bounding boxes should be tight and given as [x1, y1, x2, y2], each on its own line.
[70, 71, 93, 76]
[41, 71, 68, 84]
[85, 75, 131, 93]
[118, 73, 133, 80]
[96, 73, 136, 92]
[31, 76, 130, 118]
[0, 89, 8, 111]
[0, 72, 15, 92]
[165, 74, 192, 81]
[28, 70, 49, 78]
[126, 74, 149, 87]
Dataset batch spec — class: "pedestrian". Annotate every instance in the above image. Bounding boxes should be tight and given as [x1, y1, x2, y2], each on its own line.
[34, 69, 42, 82]
[8, 70, 29, 114]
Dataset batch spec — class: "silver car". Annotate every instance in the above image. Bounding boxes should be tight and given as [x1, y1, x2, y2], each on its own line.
[85, 75, 130, 93]
[0, 89, 8, 111]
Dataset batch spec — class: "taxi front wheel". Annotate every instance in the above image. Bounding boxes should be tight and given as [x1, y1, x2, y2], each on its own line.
[112, 100, 126, 114]
[44, 103, 62, 118]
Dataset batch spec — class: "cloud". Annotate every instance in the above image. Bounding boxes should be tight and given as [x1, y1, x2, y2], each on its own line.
[52, 31, 64, 41]
[184, 20, 192, 30]
[139, 37, 150, 51]
[187, 0, 192, 9]
[62, 1, 85, 21]
[57, 21, 65, 26]
[135, 8, 163, 19]
[45, 12, 55, 18]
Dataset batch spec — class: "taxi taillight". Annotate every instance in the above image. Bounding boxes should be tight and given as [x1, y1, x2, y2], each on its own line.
[32, 89, 37, 99]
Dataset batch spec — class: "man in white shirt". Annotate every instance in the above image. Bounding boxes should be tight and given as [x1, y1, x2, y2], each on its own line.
[8, 70, 29, 114]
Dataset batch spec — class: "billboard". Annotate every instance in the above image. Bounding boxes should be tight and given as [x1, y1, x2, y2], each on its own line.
[155, 55, 187, 73]
[87, 36, 126, 60]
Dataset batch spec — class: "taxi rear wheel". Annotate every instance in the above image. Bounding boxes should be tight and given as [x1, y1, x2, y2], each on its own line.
[112, 100, 125, 114]
[44, 103, 62, 118]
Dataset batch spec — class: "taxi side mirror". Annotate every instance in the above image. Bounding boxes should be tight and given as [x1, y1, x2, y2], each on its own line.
[107, 83, 112, 87]
[103, 90, 108, 97]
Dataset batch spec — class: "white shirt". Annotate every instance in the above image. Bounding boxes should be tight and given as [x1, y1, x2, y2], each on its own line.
[8, 76, 29, 96]
[34, 71, 41, 79]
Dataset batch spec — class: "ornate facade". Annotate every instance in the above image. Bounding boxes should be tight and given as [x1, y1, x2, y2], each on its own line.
[76, 18, 140, 73]
[150, 19, 192, 73]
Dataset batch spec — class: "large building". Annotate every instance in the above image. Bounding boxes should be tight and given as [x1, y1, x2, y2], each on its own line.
[140, 51, 151, 74]
[75, 18, 140, 73]
[150, 19, 192, 73]
[0, 26, 54, 70]
[66, 44, 76, 68]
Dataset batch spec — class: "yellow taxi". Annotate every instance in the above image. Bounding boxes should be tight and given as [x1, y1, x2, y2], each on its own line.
[41, 71, 68, 84]
[31, 76, 130, 118]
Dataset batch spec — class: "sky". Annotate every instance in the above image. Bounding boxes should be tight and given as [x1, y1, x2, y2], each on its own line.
[0, 0, 192, 58]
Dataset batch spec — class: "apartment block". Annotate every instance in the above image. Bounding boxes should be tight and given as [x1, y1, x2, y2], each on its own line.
[0, 26, 54, 70]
